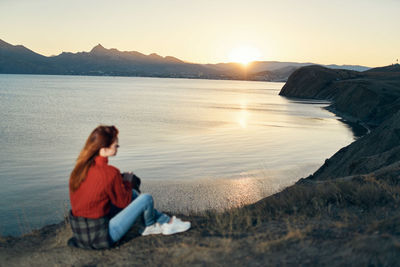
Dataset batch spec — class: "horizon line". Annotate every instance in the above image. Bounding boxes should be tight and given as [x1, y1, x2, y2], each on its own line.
[1, 38, 376, 68]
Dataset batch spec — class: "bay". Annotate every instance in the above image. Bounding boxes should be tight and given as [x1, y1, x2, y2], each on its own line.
[0, 74, 355, 236]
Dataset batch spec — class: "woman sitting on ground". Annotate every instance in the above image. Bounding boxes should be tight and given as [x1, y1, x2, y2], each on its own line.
[68, 125, 190, 249]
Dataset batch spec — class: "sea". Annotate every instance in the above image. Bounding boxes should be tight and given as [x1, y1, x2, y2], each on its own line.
[0, 74, 355, 236]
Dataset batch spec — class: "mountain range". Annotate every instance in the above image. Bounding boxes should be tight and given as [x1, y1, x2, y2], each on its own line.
[0, 39, 371, 81]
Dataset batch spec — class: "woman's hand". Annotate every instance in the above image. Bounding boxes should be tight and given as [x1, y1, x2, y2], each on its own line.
[122, 172, 134, 181]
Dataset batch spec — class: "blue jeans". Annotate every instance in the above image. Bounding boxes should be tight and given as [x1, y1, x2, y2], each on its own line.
[108, 190, 170, 243]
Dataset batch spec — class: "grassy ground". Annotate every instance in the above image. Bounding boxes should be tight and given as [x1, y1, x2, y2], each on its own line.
[1, 165, 400, 266]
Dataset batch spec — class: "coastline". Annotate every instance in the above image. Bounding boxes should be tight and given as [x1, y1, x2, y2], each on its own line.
[325, 106, 371, 137]
[1, 64, 400, 266]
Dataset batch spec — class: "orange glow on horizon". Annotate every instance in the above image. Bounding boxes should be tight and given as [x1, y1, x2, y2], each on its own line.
[228, 45, 261, 66]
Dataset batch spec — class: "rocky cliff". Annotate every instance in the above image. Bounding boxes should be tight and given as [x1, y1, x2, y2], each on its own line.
[280, 65, 400, 127]
[280, 64, 400, 180]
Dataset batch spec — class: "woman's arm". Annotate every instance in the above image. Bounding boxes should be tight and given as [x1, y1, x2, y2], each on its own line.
[107, 169, 133, 209]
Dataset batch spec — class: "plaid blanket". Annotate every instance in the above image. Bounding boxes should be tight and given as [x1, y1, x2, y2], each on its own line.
[69, 210, 113, 249]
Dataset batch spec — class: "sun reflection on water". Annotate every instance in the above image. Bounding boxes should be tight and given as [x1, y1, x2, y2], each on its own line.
[238, 101, 249, 128]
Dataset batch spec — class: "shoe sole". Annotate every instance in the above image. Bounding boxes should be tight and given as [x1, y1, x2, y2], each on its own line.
[162, 223, 191, 235]
[141, 230, 163, 236]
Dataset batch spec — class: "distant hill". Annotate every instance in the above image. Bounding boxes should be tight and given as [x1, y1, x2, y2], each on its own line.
[0, 39, 371, 81]
[365, 64, 400, 74]
[248, 65, 301, 82]
[0, 40, 225, 78]
[0, 39, 57, 74]
[325, 64, 370, 72]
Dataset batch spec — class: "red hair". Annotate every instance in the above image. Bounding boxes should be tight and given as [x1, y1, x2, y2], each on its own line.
[69, 125, 119, 192]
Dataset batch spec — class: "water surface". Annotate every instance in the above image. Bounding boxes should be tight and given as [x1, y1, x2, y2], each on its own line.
[0, 74, 355, 236]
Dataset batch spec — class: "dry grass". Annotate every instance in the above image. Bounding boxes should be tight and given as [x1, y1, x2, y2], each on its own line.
[254, 220, 311, 253]
[195, 173, 399, 236]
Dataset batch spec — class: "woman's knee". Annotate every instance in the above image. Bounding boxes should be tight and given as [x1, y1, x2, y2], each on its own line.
[139, 193, 153, 205]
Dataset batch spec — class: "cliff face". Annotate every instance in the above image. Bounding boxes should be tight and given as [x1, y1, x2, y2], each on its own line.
[280, 65, 400, 181]
[280, 65, 400, 127]
[307, 110, 400, 180]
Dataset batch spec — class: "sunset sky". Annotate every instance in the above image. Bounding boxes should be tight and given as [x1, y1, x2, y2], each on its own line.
[1, 0, 399, 67]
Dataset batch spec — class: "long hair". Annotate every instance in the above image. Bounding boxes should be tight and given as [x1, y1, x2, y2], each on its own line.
[69, 125, 119, 192]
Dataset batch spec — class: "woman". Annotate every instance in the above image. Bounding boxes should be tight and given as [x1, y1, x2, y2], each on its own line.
[68, 125, 190, 249]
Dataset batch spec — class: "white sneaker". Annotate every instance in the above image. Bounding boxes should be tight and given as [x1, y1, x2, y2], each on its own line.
[141, 223, 163, 236]
[161, 216, 191, 235]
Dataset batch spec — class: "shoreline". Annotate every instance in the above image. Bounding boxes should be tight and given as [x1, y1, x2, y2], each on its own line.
[0, 72, 287, 83]
[279, 95, 371, 139]
[325, 106, 371, 137]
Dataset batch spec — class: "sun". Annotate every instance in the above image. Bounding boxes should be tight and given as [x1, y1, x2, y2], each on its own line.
[228, 45, 261, 66]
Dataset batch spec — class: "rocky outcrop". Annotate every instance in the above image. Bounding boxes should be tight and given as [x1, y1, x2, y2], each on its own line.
[280, 65, 400, 127]
[280, 64, 400, 181]
[306, 110, 400, 180]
